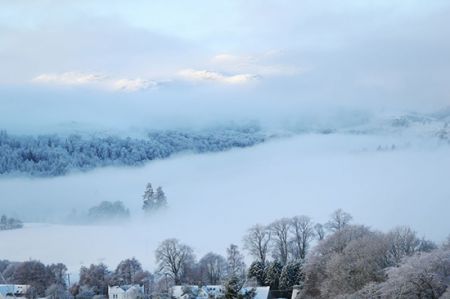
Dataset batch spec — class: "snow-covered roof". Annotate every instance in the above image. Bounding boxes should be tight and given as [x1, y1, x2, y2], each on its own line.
[171, 285, 223, 299]
[109, 284, 144, 294]
[171, 285, 268, 299]
[0, 284, 30, 296]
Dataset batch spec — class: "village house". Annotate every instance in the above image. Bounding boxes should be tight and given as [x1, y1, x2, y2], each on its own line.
[0, 284, 30, 299]
[108, 285, 145, 299]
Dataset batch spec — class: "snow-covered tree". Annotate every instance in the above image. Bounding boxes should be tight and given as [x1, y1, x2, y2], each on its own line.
[374, 249, 450, 298]
[155, 186, 168, 209]
[155, 238, 195, 284]
[314, 223, 325, 241]
[0, 215, 23, 230]
[0, 126, 265, 177]
[143, 183, 167, 213]
[279, 261, 303, 290]
[243, 224, 271, 266]
[88, 201, 130, 222]
[224, 275, 243, 299]
[443, 235, 450, 250]
[290, 215, 315, 260]
[301, 225, 374, 298]
[199, 252, 227, 285]
[386, 226, 420, 265]
[247, 261, 266, 286]
[269, 218, 291, 265]
[112, 258, 144, 285]
[226, 244, 246, 281]
[264, 260, 283, 290]
[325, 209, 352, 232]
[79, 263, 111, 295]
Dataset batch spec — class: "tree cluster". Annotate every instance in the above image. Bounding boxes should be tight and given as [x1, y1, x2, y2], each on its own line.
[87, 201, 130, 222]
[3, 209, 449, 299]
[142, 183, 167, 213]
[0, 260, 68, 298]
[241, 209, 450, 299]
[154, 239, 248, 297]
[0, 215, 23, 230]
[0, 126, 264, 177]
[298, 215, 445, 298]
[243, 212, 330, 268]
[71, 258, 153, 298]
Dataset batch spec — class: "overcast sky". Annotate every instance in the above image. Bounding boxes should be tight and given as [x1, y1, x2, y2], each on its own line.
[1, 0, 450, 129]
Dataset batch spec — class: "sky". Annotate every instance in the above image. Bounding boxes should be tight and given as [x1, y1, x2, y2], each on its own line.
[1, 0, 450, 131]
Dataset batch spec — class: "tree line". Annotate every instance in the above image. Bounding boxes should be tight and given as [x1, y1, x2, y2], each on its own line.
[1, 209, 449, 299]
[0, 125, 264, 176]
[0, 215, 23, 230]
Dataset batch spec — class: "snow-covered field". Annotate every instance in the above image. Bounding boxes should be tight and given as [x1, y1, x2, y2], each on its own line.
[1, 133, 449, 274]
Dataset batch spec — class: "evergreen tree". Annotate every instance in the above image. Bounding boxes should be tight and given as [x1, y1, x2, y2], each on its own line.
[142, 183, 154, 211]
[143, 184, 168, 212]
[279, 261, 303, 290]
[265, 261, 283, 290]
[247, 261, 266, 286]
[224, 275, 243, 299]
[226, 244, 246, 281]
[155, 186, 167, 209]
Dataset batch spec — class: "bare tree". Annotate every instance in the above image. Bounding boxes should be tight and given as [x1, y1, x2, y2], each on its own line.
[47, 263, 68, 286]
[243, 224, 271, 266]
[269, 218, 291, 264]
[314, 223, 325, 241]
[199, 252, 227, 285]
[79, 263, 111, 295]
[290, 215, 315, 260]
[112, 258, 144, 285]
[155, 238, 195, 284]
[386, 226, 420, 265]
[325, 209, 352, 232]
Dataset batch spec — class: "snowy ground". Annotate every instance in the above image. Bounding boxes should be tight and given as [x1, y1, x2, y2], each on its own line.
[1, 133, 449, 275]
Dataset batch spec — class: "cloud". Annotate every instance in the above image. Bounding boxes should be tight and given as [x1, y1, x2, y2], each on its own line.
[32, 72, 158, 92]
[111, 78, 158, 91]
[32, 72, 106, 85]
[2, 1, 450, 109]
[211, 52, 305, 77]
[178, 69, 258, 85]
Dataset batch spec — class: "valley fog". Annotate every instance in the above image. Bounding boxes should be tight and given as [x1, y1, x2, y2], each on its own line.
[1, 133, 448, 273]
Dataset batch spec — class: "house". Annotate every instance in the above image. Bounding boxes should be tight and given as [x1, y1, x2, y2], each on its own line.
[108, 285, 145, 299]
[290, 286, 301, 299]
[204, 285, 225, 299]
[0, 284, 30, 299]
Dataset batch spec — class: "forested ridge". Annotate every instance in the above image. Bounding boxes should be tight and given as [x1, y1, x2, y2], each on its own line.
[0, 126, 265, 176]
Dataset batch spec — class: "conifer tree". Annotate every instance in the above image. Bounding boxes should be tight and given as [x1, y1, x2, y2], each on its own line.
[155, 186, 167, 209]
[248, 261, 266, 286]
[279, 261, 303, 290]
[265, 260, 283, 290]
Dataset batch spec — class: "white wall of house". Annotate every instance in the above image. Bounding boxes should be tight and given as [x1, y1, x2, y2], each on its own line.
[108, 285, 144, 299]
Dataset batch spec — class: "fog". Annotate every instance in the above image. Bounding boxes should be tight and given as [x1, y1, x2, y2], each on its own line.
[1, 0, 450, 283]
[1, 133, 449, 273]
